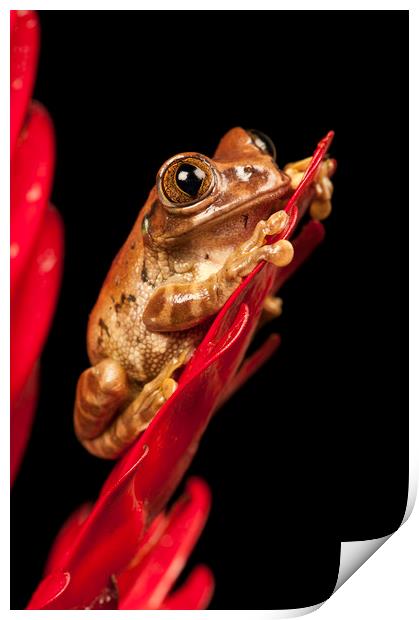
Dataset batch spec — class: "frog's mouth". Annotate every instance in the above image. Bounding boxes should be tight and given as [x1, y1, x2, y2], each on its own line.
[151, 185, 291, 246]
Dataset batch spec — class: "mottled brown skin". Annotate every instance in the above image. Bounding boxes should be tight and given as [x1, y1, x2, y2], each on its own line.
[74, 127, 332, 459]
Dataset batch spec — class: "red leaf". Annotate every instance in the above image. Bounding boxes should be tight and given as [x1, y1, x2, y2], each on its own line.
[10, 11, 39, 155]
[11, 207, 64, 402]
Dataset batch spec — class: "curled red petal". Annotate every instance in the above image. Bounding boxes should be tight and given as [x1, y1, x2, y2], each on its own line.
[27, 571, 70, 610]
[117, 478, 211, 610]
[10, 11, 39, 155]
[11, 102, 55, 295]
[161, 565, 215, 610]
[11, 206, 64, 402]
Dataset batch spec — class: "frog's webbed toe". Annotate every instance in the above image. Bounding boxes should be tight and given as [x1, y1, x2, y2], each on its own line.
[221, 209, 294, 282]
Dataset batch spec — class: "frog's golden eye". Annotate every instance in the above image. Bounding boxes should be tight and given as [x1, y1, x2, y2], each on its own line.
[162, 157, 213, 206]
[247, 129, 277, 161]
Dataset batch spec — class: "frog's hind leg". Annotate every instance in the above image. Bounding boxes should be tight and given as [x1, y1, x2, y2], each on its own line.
[79, 350, 189, 459]
[74, 358, 132, 443]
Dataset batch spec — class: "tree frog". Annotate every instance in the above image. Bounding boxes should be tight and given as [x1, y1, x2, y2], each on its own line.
[74, 127, 333, 459]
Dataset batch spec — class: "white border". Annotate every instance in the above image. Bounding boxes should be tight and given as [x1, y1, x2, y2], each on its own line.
[1, 1, 415, 10]
[4, 4, 416, 618]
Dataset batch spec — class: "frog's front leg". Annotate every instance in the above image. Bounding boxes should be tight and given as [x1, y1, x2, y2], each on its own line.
[143, 210, 294, 333]
[75, 351, 189, 459]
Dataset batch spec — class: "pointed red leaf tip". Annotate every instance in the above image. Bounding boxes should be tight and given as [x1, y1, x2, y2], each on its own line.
[27, 572, 70, 610]
[285, 130, 335, 222]
[162, 565, 215, 610]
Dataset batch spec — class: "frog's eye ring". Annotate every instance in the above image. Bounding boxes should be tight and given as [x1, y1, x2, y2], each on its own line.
[247, 129, 277, 161]
[161, 156, 214, 206]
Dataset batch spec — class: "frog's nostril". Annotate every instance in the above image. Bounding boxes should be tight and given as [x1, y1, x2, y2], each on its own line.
[247, 129, 277, 161]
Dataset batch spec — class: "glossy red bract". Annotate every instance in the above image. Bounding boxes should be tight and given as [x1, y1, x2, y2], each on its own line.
[10, 10, 64, 484]
[28, 478, 214, 610]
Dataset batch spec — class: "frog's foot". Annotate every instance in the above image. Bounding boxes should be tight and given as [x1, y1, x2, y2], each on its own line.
[284, 157, 335, 220]
[74, 358, 131, 442]
[79, 350, 189, 459]
[221, 210, 294, 284]
[263, 295, 282, 318]
[258, 295, 283, 330]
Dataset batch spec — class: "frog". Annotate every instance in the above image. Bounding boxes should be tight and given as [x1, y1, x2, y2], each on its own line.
[74, 127, 334, 459]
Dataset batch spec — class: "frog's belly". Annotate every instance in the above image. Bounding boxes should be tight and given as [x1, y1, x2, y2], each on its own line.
[115, 320, 205, 383]
[90, 300, 205, 384]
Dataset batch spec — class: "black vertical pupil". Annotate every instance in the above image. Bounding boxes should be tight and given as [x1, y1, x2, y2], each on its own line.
[176, 163, 205, 197]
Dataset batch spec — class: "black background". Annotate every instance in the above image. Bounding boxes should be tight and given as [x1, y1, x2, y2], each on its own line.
[11, 11, 408, 610]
